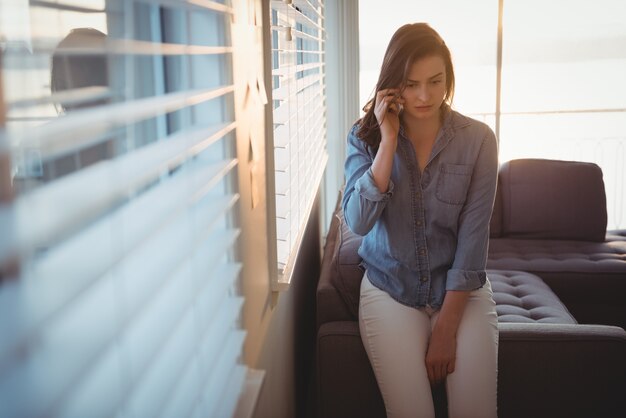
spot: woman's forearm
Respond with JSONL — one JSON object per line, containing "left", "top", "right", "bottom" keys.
{"left": 370, "top": 136, "right": 397, "bottom": 193}
{"left": 434, "top": 290, "right": 470, "bottom": 337}
{"left": 426, "top": 289, "right": 471, "bottom": 384}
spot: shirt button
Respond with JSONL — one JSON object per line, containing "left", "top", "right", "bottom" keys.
{"left": 421, "top": 276, "right": 428, "bottom": 283}
{"left": 418, "top": 248, "right": 426, "bottom": 256}
{"left": 416, "top": 220, "right": 423, "bottom": 226}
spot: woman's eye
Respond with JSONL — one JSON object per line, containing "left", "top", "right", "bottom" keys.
{"left": 431, "top": 80, "right": 442, "bottom": 85}
{"left": 406, "top": 83, "right": 417, "bottom": 88}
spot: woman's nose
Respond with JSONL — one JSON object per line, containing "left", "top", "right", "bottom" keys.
{"left": 417, "top": 86, "right": 430, "bottom": 102}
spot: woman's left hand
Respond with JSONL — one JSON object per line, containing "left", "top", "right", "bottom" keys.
{"left": 425, "top": 329, "right": 457, "bottom": 385}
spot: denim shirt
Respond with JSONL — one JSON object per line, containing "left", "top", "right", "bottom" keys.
{"left": 342, "top": 109, "right": 498, "bottom": 309}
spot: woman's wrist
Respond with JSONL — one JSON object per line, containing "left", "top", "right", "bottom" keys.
{"left": 434, "top": 290, "right": 471, "bottom": 337}
{"left": 371, "top": 135, "right": 396, "bottom": 193}
{"left": 379, "top": 133, "right": 398, "bottom": 147}
{"left": 432, "top": 320, "right": 459, "bottom": 338}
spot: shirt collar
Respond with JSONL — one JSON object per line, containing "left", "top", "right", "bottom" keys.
{"left": 398, "top": 106, "right": 474, "bottom": 169}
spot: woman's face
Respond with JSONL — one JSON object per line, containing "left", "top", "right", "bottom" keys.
{"left": 400, "top": 55, "right": 447, "bottom": 122}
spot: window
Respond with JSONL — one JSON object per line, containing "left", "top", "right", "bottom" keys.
{"left": 268, "top": 0, "right": 327, "bottom": 288}
{"left": 500, "top": 0, "right": 626, "bottom": 229}
{"left": 321, "top": 0, "right": 360, "bottom": 233}
{"left": 359, "top": 0, "right": 626, "bottom": 229}
{"left": 358, "top": 0, "right": 499, "bottom": 128}
{"left": 0, "top": 1, "right": 248, "bottom": 416}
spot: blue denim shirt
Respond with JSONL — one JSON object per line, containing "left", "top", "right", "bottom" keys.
{"left": 342, "top": 109, "right": 498, "bottom": 309}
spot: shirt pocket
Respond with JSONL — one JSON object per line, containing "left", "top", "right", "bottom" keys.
{"left": 435, "top": 163, "right": 473, "bottom": 205}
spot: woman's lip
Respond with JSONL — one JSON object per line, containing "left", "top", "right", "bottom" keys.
{"left": 414, "top": 105, "right": 432, "bottom": 111}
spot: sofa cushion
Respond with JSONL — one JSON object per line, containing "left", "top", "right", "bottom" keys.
{"left": 488, "top": 235, "right": 626, "bottom": 273}
{"left": 488, "top": 235, "right": 626, "bottom": 328}
{"left": 499, "top": 159, "right": 607, "bottom": 242}
{"left": 318, "top": 208, "right": 355, "bottom": 327}
{"left": 488, "top": 270, "right": 577, "bottom": 324}
{"left": 330, "top": 208, "right": 365, "bottom": 320}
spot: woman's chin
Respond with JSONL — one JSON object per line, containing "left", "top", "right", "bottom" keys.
{"left": 403, "top": 107, "right": 438, "bottom": 121}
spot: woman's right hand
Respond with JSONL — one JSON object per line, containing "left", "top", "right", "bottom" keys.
{"left": 374, "top": 88, "right": 404, "bottom": 141}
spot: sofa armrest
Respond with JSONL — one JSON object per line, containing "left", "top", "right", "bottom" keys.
{"left": 498, "top": 322, "right": 626, "bottom": 418}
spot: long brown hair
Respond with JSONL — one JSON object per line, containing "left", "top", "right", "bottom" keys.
{"left": 356, "top": 23, "right": 455, "bottom": 147}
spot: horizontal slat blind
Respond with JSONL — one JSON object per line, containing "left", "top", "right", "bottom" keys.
{"left": 269, "top": 0, "right": 327, "bottom": 278}
{"left": 0, "top": 1, "right": 247, "bottom": 417}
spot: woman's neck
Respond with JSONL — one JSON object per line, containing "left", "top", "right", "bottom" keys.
{"left": 402, "top": 111, "right": 442, "bottom": 143}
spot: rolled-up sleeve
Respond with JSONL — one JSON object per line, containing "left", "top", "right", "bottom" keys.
{"left": 446, "top": 127, "right": 499, "bottom": 291}
{"left": 342, "top": 125, "right": 394, "bottom": 236}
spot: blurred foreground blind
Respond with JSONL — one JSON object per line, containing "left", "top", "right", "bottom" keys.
{"left": 0, "top": 1, "right": 247, "bottom": 417}
{"left": 270, "top": 0, "right": 328, "bottom": 282}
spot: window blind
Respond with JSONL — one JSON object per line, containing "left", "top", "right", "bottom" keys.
{"left": 269, "top": 0, "right": 328, "bottom": 285}
{"left": 0, "top": 1, "right": 248, "bottom": 417}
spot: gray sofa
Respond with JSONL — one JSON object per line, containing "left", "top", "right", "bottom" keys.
{"left": 487, "top": 159, "right": 626, "bottom": 329}
{"left": 316, "top": 159, "right": 626, "bottom": 418}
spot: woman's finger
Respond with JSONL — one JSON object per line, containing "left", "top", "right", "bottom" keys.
{"left": 375, "top": 89, "right": 400, "bottom": 106}
{"left": 375, "top": 95, "right": 389, "bottom": 109}
{"left": 379, "top": 95, "right": 403, "bottom": 110}
{"left": 375, "top": 99, "right": 388, "bottom": 117}
{"left": 440, "top": 363, "right": 447, "bottom": 382}
{"left": 376, "top": 96, "right": 394, "bottom": 116}
{"left": 376, "top": 88, "right": 400, "bottom": 99}
{"left": 447, "top": 359, "right": 455, "bottom": 374}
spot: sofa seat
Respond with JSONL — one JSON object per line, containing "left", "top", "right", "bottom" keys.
{"left": 488, "top": 270, "right": 577, "bottom": 324}
{"left": 488, "top": 235, "right": 626, "bottom": 328}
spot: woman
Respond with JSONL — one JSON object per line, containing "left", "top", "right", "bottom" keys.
{"left": 343, "top": 23, "right": 499, "bottom": 418}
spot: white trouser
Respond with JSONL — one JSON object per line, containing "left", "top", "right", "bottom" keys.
{"left": 359, "top": 272, "right": 499, "bottom": 418}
